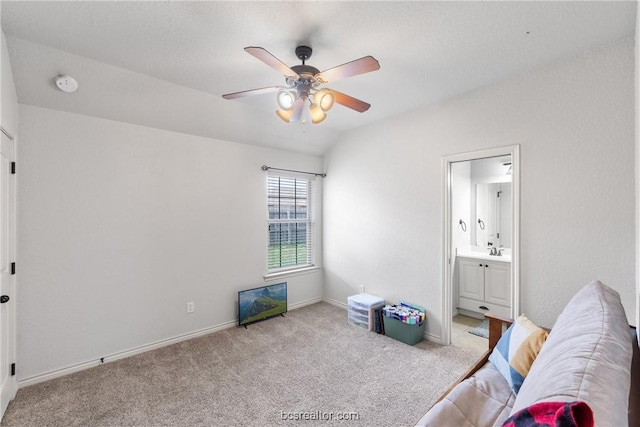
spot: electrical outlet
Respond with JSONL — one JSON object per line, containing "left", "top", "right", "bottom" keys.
{"left": 359, "top": 285, "right": 365, "bottom": 294}
{"left": 186, "top": 302, "right": 195, "bottom": 313}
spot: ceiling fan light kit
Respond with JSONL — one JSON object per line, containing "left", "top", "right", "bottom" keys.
{"left": 276, "top": 87, "right": 334, "bottom": 124}
{"left": 275, "top": 108, "right": 294, "bottom": 123}
{"left": 222, "top": 45, "right": 379, "bottom": 125}
{"left": 277, "top": 90, "right": 296, "bottom": 110}
{"left": 314, "top": 89, "right": 335, "bottom": 111}
{"left": 309, "top": 103, "right": 326, "bottom": 124}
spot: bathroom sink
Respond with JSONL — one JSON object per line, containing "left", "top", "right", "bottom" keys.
{"left": 456, "top": 248, "right": 511, "bottom": 263}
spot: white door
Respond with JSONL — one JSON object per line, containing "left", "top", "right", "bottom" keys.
{"left": 484, "top": 262, "right": 511, "bottom": 307}
{"left": 458, "top": 258, "right": 484, "bottom": 301}
{"left": 0, "top": 128, "right": 17, "bottom": 420}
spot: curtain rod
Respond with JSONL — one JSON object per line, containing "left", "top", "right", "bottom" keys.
{"left": 261, "top": 165, "right": 326, "bottom": 178}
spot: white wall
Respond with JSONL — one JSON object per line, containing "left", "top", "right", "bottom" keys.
{"left": 16, "top": 105, "right": 323, "bottom": 382}
{"left": 324, "top": 38, "right": 636, "bottom": 341}
{"left": 451, "top": 161, "right": 470, "bottom": 251}
{"left": 1, "top": 30, "right": 18, "bottom": 135}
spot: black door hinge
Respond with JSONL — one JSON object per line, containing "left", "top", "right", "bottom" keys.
{"left": 11, "top": 162, "right": 15, "bottom": 175}
{"left": 11, "top": 363, "right": 15, "bottom": 376}
{"left": 11, "top": 262, "right": 15, "bottom": 275}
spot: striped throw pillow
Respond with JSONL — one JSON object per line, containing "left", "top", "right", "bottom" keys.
{"left": 488, "top": 314, "right": 548, "bottom": 394}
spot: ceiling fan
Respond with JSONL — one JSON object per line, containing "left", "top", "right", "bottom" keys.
{"left": 222, "top": 45, "right": 380, "bottom": 124}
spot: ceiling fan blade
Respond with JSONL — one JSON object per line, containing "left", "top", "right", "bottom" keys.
{"left": 245, "top": 47, "right": 299, "bottom": 79}
{"left": 331, "top": 90, "right": 371, "bottom": 113}
{"left": 316, "top": 56, "right": 380, "bottom": 83}
{"left": 290, "top": 97, "right": 305, "bottom": 122}
{"left": 222, "top": 86, "right": 281, "bottom": 100}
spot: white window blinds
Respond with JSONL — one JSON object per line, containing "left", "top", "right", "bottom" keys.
{"left": 267, "top": 175, "right": 313, "bottom": 271}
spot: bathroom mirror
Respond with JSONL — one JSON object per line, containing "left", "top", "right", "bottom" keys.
{"left": 474, "top": 182, "right": 511, "bottom": 248}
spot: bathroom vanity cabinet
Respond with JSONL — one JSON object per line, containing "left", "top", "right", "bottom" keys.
{"left": 457, "top": 257, "right": 510, "bottom": 318}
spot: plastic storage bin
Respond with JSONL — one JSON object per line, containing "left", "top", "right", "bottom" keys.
{"left": 347, "top": 293, "right": 385, "bottom": 330}
{"left": 382, "top": 301, "right": 426, "bottom": 345}
{"left": 383, "top": 317, "right": 425, "bottom": 345}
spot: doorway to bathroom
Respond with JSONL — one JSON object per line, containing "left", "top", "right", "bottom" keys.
{"left": 441, "top": 145, "right": 520, "bottom": 347}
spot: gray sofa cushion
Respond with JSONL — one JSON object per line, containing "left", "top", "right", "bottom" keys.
{"left": 415, "top": 363, "right": 515, "bottom": 427}
{"left": 510, "top": 281, "right": 632, "bottom": 427}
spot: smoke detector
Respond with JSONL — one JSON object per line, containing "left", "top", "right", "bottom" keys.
{"left": 54, "top": 75, "right": 78, "bottom": 93}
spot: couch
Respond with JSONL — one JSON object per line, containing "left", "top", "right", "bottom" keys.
{"left": 416, "top": 280, "right": 640, "bottom": 426}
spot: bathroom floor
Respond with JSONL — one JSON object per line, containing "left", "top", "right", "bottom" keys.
{"left": 451, "top": 314, "right": 488, "bottom": 355}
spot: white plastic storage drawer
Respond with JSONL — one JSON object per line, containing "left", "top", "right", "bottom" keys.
{"left": 347, "top": 293, "right": 384, "bottom": 330}
{"left": 348, "top": 293, "right": 385, "bottom": 309}
{"left": 347, "top": 311, "right": 369, "bottom": 328}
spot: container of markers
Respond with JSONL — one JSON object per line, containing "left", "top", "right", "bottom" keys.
{"left": 382, "top": 301, "right": 426, "bottom": 345}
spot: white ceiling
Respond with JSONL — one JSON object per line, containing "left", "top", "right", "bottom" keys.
{"left": 1, "top": 1, "right": 636, "bottom": 156}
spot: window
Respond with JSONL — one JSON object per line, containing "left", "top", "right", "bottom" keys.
{"left": 267, "top": 175, "right": 313, "bottom": 272}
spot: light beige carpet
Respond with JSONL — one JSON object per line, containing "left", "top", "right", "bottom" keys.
{"left": 1, "top": 302, "right": 481, "bottom": 426}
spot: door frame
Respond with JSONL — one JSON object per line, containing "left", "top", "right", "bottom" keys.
{"left": 441, "top": 144, "right": 520, "bottom": 345}
{"left": 0, "top": 126, "right": 17, "bottom": 421}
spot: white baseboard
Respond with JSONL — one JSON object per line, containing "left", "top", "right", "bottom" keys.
{"left": 425, "top": 331, "right": 443, "bottom": 344}
{"left": 18, "top": 318, "right": 238, "bottom": 388}
{"left": 19, "top": 296, "right": 325, "bottom": 389}
{"left": 321, "top": 297, "right": 347, "bottom": 309}
{"left": 289, "top": 296, "right": 323, "bottom": 310}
